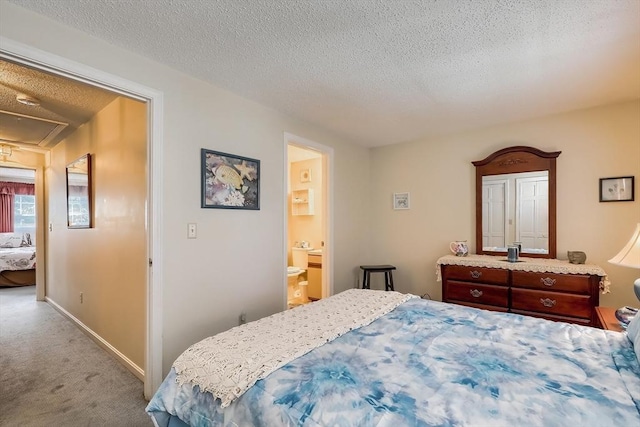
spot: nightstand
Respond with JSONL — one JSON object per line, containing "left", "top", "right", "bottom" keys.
{"left": 595, "top": 307, "right": 624, "bottom": 332}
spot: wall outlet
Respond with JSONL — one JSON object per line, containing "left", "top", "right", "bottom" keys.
{"left": 239, "top": 313, "right": 247, "bottom": 325}
{"left": 80, "top": 292, "right": 83, "bottom": 303}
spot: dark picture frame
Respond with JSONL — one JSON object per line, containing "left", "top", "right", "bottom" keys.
{"left": 599, "top": 176, "right": 634, "bottom": 202}
{"left": 66, "top": 153, "right": 92, "bottom": 228}
{"left": 201, "top": 149, "right": 260, "bottom": 210}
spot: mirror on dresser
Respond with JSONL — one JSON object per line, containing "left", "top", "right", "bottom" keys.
{"left": 472, "top": 146, "right": 561, "bottom": 258}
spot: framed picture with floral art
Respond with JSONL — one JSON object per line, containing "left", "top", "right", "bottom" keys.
{"left": 201, "top": 149, "right": 260, "bottom": 210}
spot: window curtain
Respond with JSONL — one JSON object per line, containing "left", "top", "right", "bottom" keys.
{"left": 0, "top": 182, "right": 35, "bottom": 233}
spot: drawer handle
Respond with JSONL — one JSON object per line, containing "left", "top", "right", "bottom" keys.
{"left": 540, "top": 277, "right": 556, "bottom": 287}
{"left": 470, "top": 289, "right": 483, "bottom": 298}
{"left": 470, "top": 271, "right": 482, "bottom": 279}
{"left": 540, "top": 298, "right": 556, "bottom": 308}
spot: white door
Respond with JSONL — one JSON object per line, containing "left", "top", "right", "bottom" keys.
{"left": 516, "top": 177, "right": 548, "bottom": 251}
{"left": 482, "top": 180, "right": 507, "bottom": 249}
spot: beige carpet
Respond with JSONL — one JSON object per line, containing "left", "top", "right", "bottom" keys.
{"left": 0, "top": 285, "right": 153, "bottom": 426}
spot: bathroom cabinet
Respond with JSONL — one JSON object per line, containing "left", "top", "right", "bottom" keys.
{"left": 291, "top": 189, "right": 314, "bottom": 215}
{"left": 308, "top": 253, "right": 322, "bottom": 299}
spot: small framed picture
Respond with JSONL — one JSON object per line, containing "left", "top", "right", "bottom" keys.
{"left": 599, "top": 176, "right": 634, "bottom": 202}
{"left": 300, "top": 168, "right": 311, "bottom": 183}
{"left": 393, "top": 192, "right": 410, "bottom": 210}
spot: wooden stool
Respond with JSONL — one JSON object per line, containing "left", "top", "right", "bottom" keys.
{"left": 360, "top": 265, "right": 396, "bottom": 291}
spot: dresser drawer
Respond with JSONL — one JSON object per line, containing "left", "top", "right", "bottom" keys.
{"left": 511, "top": 271, "right": 592, "bottom": 293}
{"left": 445, "top": 281, "right": 509, "bottom": 307}
{"left": 443, "top": 265, "right": 509, "bottom": 285}
{"left": 511, "top": 288, "right": 591, "bottom": 318}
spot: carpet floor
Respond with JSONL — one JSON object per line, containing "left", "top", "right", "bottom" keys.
{"left": 0, "top": 286, "right": 153, "bottom": 426}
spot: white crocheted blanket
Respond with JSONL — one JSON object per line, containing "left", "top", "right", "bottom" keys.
{"left": 173, "top": 289, "right": 417, "bottom": 408}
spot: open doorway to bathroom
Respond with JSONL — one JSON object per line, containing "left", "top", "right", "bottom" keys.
{"left": 285, "top": 133, "right": 333, "bottom": 309}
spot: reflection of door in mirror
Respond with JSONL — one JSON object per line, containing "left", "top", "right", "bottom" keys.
{"left": 482, "top": 171, "right": 548, "bottom": 253}
{"left": 473, "top": 146, "right": 561, "bottom": 259}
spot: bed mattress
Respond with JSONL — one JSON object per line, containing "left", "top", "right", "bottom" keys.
{"left": 147, "top": 294, "right": 640, "bottom": 427}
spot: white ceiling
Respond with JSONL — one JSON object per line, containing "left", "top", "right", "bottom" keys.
{"left": 9, "top": 0, "right": 640, "bottom": 147}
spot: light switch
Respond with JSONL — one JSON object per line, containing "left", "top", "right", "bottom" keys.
{"left": 187, "top": 223, "right": 197, "bottom": 239}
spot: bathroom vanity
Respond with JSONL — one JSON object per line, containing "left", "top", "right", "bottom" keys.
{"left": 438, "top": 255, "right": 608, "bottom": 327}
{"left": 307, "top": 250, "right": 322, "bottom": 300}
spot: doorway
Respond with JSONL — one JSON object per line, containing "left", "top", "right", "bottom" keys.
{"left": 0, "top": 167, "right": 37, "bottom": 288}
{"left": 1, "top": 39, "right": 164, "bottom": 398}
{"left": 284, "top": 133, "right": 333, "bottom": 309}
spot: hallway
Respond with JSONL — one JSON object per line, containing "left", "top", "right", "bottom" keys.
{"left": 0, "top": 286, "right": 151, "bottom": 426}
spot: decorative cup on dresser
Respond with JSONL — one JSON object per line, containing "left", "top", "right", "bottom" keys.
{"left": 450, "top": 241, "right": 469, "bottom": 257}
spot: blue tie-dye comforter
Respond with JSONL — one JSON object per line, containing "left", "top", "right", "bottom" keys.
{"left": 147, "top": 298, "right": 640, "bottom": 427}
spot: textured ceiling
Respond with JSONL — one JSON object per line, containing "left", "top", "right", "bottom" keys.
{"left": 8, "top": 0, "right": 640, "bottom": 147}
{"left": 0, "top": 59, "right": 118, "bottom": 149}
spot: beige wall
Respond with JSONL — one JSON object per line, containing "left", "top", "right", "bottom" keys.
{"left": 370, "top": 100, "right": 640, "bottom": 309}
{"left": 288, "top": 157, "right": 323, "bottom": 260}
{"left": 1, "top": 3, "right": 372, "bottom": 376}
{"left": 46, "top": 97, "right": 148, "bottom": 369}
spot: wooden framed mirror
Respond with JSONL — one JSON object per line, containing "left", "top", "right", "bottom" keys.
{"left": 66, "top": 153, "right": 92, "bottom": 229}
{"left": 473, "top": 146, "right": 561, "bottom": 259}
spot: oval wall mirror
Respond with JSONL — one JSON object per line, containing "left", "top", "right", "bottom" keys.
{"left": 472, "top": 146, "right": 561, "bottom": 258}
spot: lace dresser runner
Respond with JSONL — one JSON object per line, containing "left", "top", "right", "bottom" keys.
{"left": 436, "top": 254, "right": 610, "bottom": 293}
{"left": 173, "top": 289, "right": 418, "bottom": 407}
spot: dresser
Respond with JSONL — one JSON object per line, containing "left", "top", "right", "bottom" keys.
{"left": 438, "top": 255, "right": 609, "bottom": 327}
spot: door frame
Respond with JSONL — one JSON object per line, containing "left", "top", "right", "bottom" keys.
{"left": 0, "top": 36, "right": 165, "bottom": 398}
{"left": 284, "top": 132, "right": 334, "bottom": 306}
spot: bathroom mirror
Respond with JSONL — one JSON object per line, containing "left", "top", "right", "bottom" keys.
{"left": 473, "top": 146, "right": 561, "bottom": 258}
{"left": 66, "top": 153, "right": 92, "bottom": 228}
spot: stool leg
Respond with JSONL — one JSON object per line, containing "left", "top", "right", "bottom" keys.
{"left": 387, "top": 271, "right": 394, "bottom": 291}
{"left": 361, "top": 271, "right": 368, "bottom": 289}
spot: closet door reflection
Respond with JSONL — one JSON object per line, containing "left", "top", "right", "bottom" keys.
{"left": 482, "top": 171, "right": 548, "bottom": 254}
{"left": 515, "top": 174, "right": 548, "bottom": 252}
{"left": 482, "top": 179, "right": 507, "bottom": 249}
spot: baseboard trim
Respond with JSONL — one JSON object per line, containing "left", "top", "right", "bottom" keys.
{"left": 45, "top": 297, "right": 145, "bottom": 381}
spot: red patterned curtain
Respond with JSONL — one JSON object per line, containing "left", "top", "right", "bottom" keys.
{"left": 0, "top": 182, "right": 35, "bottom": 233}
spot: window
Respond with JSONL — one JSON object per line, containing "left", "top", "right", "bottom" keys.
{"left": 14, "top": 194, "right": 35, "bottom": 236}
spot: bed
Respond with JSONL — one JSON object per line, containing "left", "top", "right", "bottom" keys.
{"left": 0, "top": 233, "right": 36, "bottom": 287}
{"left": 146, "top": 289, "right": 640, "bottom": 426}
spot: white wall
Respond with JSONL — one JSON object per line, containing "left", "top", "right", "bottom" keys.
{"left": 0, "top": 3, "right": 372, "bottom": 376}
{"left": 370, "top": 100, "right": 640, "bottom": 309}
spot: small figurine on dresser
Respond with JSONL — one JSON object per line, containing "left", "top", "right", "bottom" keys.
{"left": 567, "top": 251, "right": 587, "bottom": 264}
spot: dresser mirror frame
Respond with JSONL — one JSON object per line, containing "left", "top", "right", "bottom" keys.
{"left": 473, "top": 146, "right": 561, "bottom": 259}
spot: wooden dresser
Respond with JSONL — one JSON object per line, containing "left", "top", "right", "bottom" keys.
{"left": 438, "top": 255, "right": 608, "bottom": 327}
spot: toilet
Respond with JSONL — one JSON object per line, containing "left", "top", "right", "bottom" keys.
{"left": 288, "top": 247, "right": 311, "bottom": 306}
{"left": 291, "top": 247, "right": 310, "bottom": 270}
